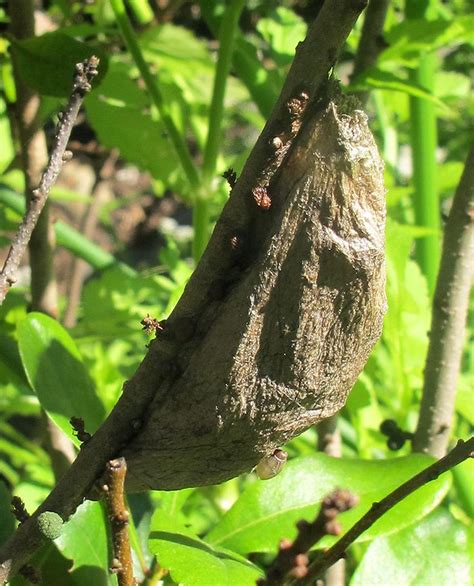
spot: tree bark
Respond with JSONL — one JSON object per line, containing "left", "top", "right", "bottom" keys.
{"left": 124, "top": 91, "right": 386, "bottom": 490}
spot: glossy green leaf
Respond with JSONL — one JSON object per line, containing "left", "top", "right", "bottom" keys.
{"left": 351, "top": 509, "right": 474, "bottom": 586}
{"left": 149, "top": 510, "right": 262, "bottom": 586}
{"left": 351, "top": 69, "right": 449, "bottom": 111}
{"left": 453, "top": 458, "right": 474, "bottom": 518}
{"left": 85, "top": 58, "right": 184, "bottom": 192}
{"left": 55, "top": 501, "right": 113, "bottom": 585}
{"left": 206, "top": 453, "right": 450, "bottom": 554}
{"left": 17, "top": 313, "right": 105, "bottom": 443}
{"left": 256, "top": 7, "right": 307, "bottom": 67}
{"left": 10, "top": 32, "right": 108, "bottom": 97}
{"left": 0, "top": 98, "right": 14, "bottom": 173}
{"left": 80, "top": 266, "right": 172, "bottom": 336}
{"left": 381, "top": 16, "right": 474, "bottom": 65}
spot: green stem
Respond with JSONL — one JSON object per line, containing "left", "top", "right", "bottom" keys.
{"left": 126, "top": 0, "right": 154, "bottom": 25}
{"left": 193, "top": 0, "right": 244, "bottom": 263}
{"left": 202, "top": 0, "right": 245, "bottom": 184}
{"left": 192, "top": 196, "right": 211, "bottom": 264}
{"left": 109, "top": 0, "right": 200, "bottom": 195}
{"left": 0, "top": 187, "right": 135, "bottom": 275}
{"left": 406, "top": 1, "right": 440, "bottom": 295}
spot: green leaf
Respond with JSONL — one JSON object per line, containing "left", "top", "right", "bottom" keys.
{"left": 85, "top": 58, "right": 184, "bottom": 192}
{"left": 0, "top": 97, "right": 14, "bottom": 173}
{"left": 350, "top": 69, "right": 449, "bottom": 111}
{"left": 351, "top": 509, "right": 474, "bottom": 586}
{"left": 11, "top": 32, "right": 108, "bottom": 97}
{"left": 206, "top": 453, "right": 450, "bottom": 554}
{"left": 381, "top": 16, "right": 474, "bottom": 65}
{"left": 55, "top": 501, "right": 113, "bottom": 585}
{"left": 452, "top": 458, "right": 474, "bottom": 519}
{"left": 17, "top": 313, "right": 106, "bottom": 444}
{"left": 149, "top": 510, "right": 262, "bottom": 586}
{"left": 256, "top": 7, "right": 307, "bottom": 67}
{"left": 80, "top": 266, "right": 172, "bottom": 336}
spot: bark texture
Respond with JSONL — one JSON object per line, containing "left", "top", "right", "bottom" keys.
{"left": 125, "top": 92, "right": 386, "bottom": 490}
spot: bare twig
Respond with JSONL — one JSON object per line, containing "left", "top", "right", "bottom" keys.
{"left": 11, "top": 497, "right": 30, "bottom": 525}
{"left": 8, "top": 0, "right": 58, "bottom": 316}
{"left": 412, "top": 146, "right": 474, "bottom": 457}
{"left": 316, "top": 416, "right": 345, "bottom": 586}
{"left": 0, "top": 56, "right": 99, "bottom": 305}
{"left": 301, "top": 437, "right": 474, "bottom": 582}
{"left": 102, "top": 458, "right": 136, "bottom": 586}
{"left": 259, "top": 490, "right": 358, "bottom": 586}
{"left": 351, "top": 0, "right": 390, "bottom": 105}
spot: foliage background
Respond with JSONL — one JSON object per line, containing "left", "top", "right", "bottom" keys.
{"left": 0, "top": 1, "right": 472, "bottom": 584}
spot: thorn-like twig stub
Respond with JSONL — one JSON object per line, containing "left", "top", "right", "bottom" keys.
{"left": 140, "top": 314, "right": 163, "bottom": 335}
{"left": 260, "top": 488, "right": 358, "bottom": 585}
{"left": 380, "top": 419, "right": 413, "bottom": 451}
{"left": 11, "top": 497, "right": 30, "bottom": 524}
{"left": 223, "top": 168, "right": 237, "bottom": 188}
{"left": 70, "top": 416, "right": 92, "bottom": 445}
{"left": 19, "top": 564, "right": 40, "bottom": 584}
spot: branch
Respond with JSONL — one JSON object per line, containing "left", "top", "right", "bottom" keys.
{"left": 258, "top": 490, "right": 358, "bottom": 585}
{"left": 316, "top": 416, "right": 346, "bottom": 586}
{"left": 9, "top": 0, "right": 58, "bottom": 316}
{"left": 0, "top": 2, "right": 369, "bottom": 582}
{"left": 351, "top": 0, "right": 390, "bottom": 106}
{"left": 413, "top": 146, "right": 474, "bottom": 457}
{"left": 301, "top": 437, "right": 474, "bottom": 582}
{"left": 102, "top": 459, "right": 136, "bottom": 586}
{"left": 0, "top": 56, "right": 99, "bottom": 305}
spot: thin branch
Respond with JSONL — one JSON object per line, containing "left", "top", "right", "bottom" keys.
{"left": 258, "top": 490, "right": 358, "bottom": 586}
{"left": 351, "top": 0, "right": 390, "bottom": 106}
{"left": 412, "top": 146, "right": 474, "bottom": 457}
{"left": 316, "top": 416, "right": 345, "bottom": 586}
{"left": 0, "top": 56, "right": 99, "bottom": 305}
{"left": 102, "top": 458, "right": 136, "bottom": 586}
{"left": 301, "top": 437, "right": 474, "bottom": 583}
{"left": 9, "top": 0, "right": 58, "bottom": 316}
{"left": 0, "top": 3, "right": 368, "bottom": 582}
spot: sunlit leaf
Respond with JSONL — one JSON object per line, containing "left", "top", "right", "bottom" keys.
{"left": 351, "top": 509, "right": 474, "bottom": 586}
{"left": 206, "top": 453, "right": 450, "bottom": 554}
{"left": 17, "top": 313, "right": 106, "bottom": 444}
{"left": 11, "top": 32, "right": 108, "bottom": 97}
{"left": 149, "top": 510, "right": 262, "bottom": 586}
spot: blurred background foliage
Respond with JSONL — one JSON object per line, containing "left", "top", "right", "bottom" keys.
{"left": 0, "top": 0, "right": 472, "bottom": 584}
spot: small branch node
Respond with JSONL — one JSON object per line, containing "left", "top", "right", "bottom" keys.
{"left": 19, "top": 564, "right": 40, "bottom": 584}
{"left": 70, "top": 416, "right": 92, "bottom": 445}
{"left": 223, "top": 168, "right": 237, "bottom": 188}
{"left": 11, "top": 497, "right": 30, "bottom": 524}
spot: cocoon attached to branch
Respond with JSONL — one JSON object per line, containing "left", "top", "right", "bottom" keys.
{"left": 124, "top": 89, "right": 386, "bottom": 491}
